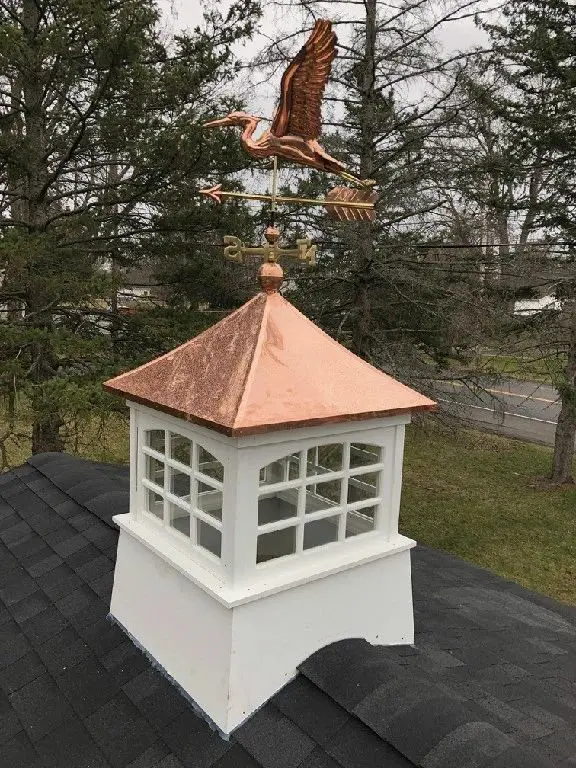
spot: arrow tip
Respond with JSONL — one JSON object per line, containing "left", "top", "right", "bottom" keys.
{"left": 200, "top": 184, "right": 223, "bottom": 203}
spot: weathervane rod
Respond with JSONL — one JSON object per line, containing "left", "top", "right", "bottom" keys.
{"left": 270, "top": 156, "right": 279, "bottom": 225}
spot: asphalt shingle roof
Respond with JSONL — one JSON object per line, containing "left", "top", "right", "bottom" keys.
{"left": 0, "top": 452, "right": 574, "bottom": 767}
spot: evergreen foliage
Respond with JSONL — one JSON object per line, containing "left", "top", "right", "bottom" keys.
{"left": 0, "top": 0, "right": 260, "bottom": 455}
{"left": 0, "top": 0, "right": 575, "bottom": 485}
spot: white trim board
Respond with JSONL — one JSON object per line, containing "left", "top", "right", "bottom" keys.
{"left": 114, "top": 513, "right": 415, "bottom": 609}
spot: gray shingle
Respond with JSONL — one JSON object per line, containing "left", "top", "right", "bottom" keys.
{"left": 0, "top": 454, "right": 576, "bottom": 768}
{"left": 235, "top": 705, "right": 316, "bottom": 768}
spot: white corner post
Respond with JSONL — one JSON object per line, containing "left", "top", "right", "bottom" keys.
{"left": 110, "top": 403, "right": 415, "bottom": 735}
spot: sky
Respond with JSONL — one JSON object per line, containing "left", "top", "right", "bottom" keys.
{"left": 161, "top": 0, "right": 490, "bottom": 46}
{"left": 159, "top": 0, "right": 495, "bottom": 117}
{"left": 157, "top": 0, "right": 497, "bottom": 204}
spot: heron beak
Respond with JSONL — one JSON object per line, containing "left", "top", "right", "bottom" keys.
{"left": 203, "top": 116, "right": 235, "bottom": 128}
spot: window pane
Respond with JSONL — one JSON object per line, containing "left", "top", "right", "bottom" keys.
{"left": 259, "top": 455, "right": 299, "bottom": 486}
{"left": 287, "top": 454, "right": 300, "bottom": 480}
{"left": 170, "top": 467, "right": 190, "bottom": 499}
{"left": 197, "top": 520, "right": 221, "bottom": 558}
{"left": 198, "top": 446, "right": 224, "bottom": 483}
{"left": 169, "top": 502, "right": 190, "bottom": 537}
{"left": 197, "top": 481, "right": 222, "bottom": 521}
{"left": 346, "top": 506, "right": 376, "bottom": 537}
{"left": 146, "top": 430, "right": 165, "bottom": 453}
{"left": 146, "top": 488, "right": 163, "bottom": 520}
{"left": 350, "top": 443, "right": 381, "bottom": 468}
{"left": 348, "top": 472, "right": 379, "bottom": 503}
{"left": 146, "top": 455, "right": 164, "bottom": 487}
{"left": 257, "top": 527, "right": 296, "bottom": 564}
{"left": 305, "top": 478, "right": 341, "bottom": 513}
{"left": 260, "top": 460, "right": 282, "bottom": 486}
{"left": 303, "top": 516, "right": 339, "bottom": 550}
{"left": 170, "top": 433, "right": 191, "bottom": 465}
{"left": 307, "top": 444, "right": 343, "bottom": 476}
{"left": 258, "top": 489, "right": 298, "bottom": 526}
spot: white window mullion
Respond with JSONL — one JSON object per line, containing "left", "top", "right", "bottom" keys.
{"left": 194, "top": 470, "right": 224, "bottom": 491}
{"left": 258, "top": 478, "right": 301, "bottom": 495}
{"left": 304, "top": 469, "right": 347, "bottom": 486}
{"left": 295, "top": 459, "right": 306, "bottom": 553}
{"left": 257, "top": 516, "right": 299, "bottom": 535}
{"left": 190, "top": 442, "right": 199, "bottom": 546}
{"left": 165, "top": 456, "right": 194, "bottom": 478}
{"left": 142, "top": 445, "right": 165, "bottom": 462}
{"left": 303, "top": 506, "right": 344, "bottom": 524}
{"left": 162, "top": 432, "right": 169, "bottom": 527}
{"left": 142, "top": 477, "right": 163, "bottom": 494}
{"left": 346, "top": 497, "right": 382, "bottom": 513}
{"left": 338, "top": 442, "right": 351, "bottom": 541}
{"left": 347, "top": 462, "right": 385, "bottom": 477}
{"left": 193, "top": 507, "right": 223, "bottom": 531}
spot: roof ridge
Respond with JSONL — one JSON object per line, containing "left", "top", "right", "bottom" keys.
{"left": 26, "top": 453, "right": 129, "bottom": 529}
{"left": 278, "top": 296, "right": 433, "bottom": 400}
{"left": 104, "top": 293, "right": 264, "bottom": 385}
{"left": 298, "top": 639, "right": 557, "bottom": 768}
{"left": 233, "top": 291, "right": 273, "bottom": 430}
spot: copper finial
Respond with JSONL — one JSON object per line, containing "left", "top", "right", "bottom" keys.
{"left": 258, "top": 262, "right": 284, "bottom": 293}
{"left": 264, "top": 226, "right": 280, "bottom": 246}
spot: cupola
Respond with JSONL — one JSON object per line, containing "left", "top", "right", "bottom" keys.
{"left": 104, "top": 263, "right": 435, "bottom": 735}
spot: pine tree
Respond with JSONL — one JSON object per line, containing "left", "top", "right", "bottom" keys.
{"left": 482, "top": 0, "right": 576, "bottom": 483}
{"left": 0, "top": 0, "right": 260, "bottom": 458}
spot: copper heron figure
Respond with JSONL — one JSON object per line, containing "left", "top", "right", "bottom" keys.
{"left": 204, "top": 20, "right": 374, "bottom": 189}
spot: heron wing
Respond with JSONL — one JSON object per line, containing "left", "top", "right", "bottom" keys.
{"left": 270, "top": 19, "right": 336, "bottom": 141}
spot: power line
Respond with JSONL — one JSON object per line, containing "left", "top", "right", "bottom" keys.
{"left": 408, "top": 241, "right": 576, "bottom": 250}
{"left": 209, "top": 240, "right": 576, "bottom": 251}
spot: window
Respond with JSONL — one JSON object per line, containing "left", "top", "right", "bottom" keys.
{"left": 256, "top": 441, "right": 383, "bottom": 564}
{"left": 141, "top": 428, "right": 224, "bottom": 561}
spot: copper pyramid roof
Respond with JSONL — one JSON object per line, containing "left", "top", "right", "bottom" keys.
{"left": 104, "top": 292, "right": 436, "bottom": 436}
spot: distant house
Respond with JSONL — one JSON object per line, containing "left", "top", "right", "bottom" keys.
{"left": 116, "top": 266, "right": 167, "bottom": 311}
{"left": 514, "top": 295, "right": 562, "bottom": 315}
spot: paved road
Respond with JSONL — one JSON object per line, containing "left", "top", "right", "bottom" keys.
{"left": 439, "top": 378, "right": 561, "bottom": 445}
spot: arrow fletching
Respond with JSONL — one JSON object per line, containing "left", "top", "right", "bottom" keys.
{"left": 324, "top": 187, "right": 378, "bottom": 222}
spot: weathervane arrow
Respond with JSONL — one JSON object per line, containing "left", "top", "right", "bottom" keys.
{"left": 200, "top": 184, "right": 377, "bottom": 222}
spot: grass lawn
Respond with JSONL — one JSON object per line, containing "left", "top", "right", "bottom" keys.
{"left": 401, "top": 422, "right": 576, "bottom": 605}
{"left": 1, "top": 410, "right": 130, "bottom": 469}
{"left": 470, "top": 353, "right": 565, "bottom": 385}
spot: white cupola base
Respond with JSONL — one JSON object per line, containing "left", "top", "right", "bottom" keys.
{"left": 110, "top": 521, "right": 414, "bottom": 735}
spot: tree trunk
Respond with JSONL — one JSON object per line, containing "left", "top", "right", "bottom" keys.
{"left": 107, "top": 162, "right": 122, "bottom": 354}
{"left": 21, "top": 0, "right": 63, "bottom": 454}
{"left": 351, "top": 0, "right": 377, "bottom": 360}
{"left": 551, "top": 295, "right": 576, "bottom": 484}
{"left": 32, "top": 414, "right": 65, "bottom": 454}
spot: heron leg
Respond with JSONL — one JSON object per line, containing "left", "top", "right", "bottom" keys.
{"left": 338, "top": 171, "right": 376, "bottom": 189}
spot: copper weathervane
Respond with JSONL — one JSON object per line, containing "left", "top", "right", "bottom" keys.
{"left": 201, "top": 19, "right": 378, "bottom": 279}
